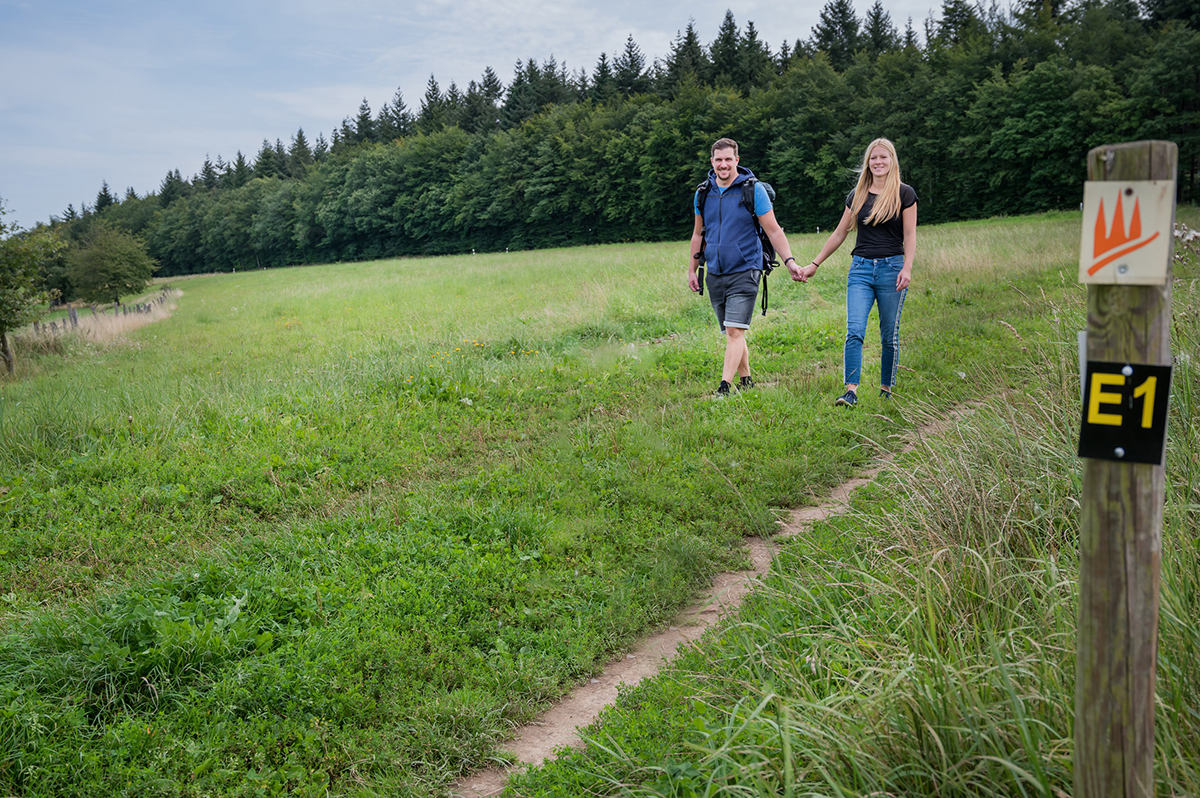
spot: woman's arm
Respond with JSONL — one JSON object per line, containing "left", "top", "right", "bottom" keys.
{"left": 796, "top": 206, "right": 854, "bottom": 282}
{"left": 897, "top": 202, "right": 917, "bottom": 291}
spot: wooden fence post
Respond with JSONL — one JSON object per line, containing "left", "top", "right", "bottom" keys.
{"left": 1076, "top": 140, "right": 1177, "bottom": 797}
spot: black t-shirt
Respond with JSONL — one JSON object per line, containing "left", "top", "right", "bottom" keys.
{"left": 846, "top": 183, "right": 918, "bottom": 258}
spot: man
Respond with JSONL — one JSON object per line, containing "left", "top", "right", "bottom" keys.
{"left": 688, "top": 138, "right": 798, "bottom": 396}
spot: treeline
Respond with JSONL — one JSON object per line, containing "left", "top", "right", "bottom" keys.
{"left": 39, "top": 0, "right": 1200, "bottom": 289}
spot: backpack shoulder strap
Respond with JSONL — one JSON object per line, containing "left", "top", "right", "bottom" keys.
{"left": 740, "top": 177, "right": 758, "bottom": 216}
{"left": 695, "top": 180, "right": 710, "bottom": 216}
{"left": 741, "top": 177, "right": 780, "bottom": 316}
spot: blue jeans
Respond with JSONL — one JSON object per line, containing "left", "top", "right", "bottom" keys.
{"left": 844, "top": 255, "right": 907, "bottom": 388}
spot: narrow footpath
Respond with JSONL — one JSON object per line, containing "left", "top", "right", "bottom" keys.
{"left": 453, "top": 409, "right": 965, "bottom": 797}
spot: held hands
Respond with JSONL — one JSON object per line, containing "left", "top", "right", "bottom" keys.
{"left": 791, "top": 262, "right": 818, "bottom": 283}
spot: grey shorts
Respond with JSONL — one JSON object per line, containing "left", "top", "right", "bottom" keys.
{"left": 706, "top": 268, "right": 760, "bottom": 331}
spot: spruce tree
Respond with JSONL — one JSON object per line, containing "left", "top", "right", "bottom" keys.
{"left": 376, "top": 89, "right": 415, "bottom": 140}
{"left": 864, "top": 0, "right": 901, "bottom": 58}
{"left": 289, "top": 128, "right": 313, "bottom": 176}
{"left": 94, "top": 181, "right": 116, "bottom": 213}
{"left": 570, "top": 67, "right": 590, "bottom": 99}
{"left": 336, "top": 118, "right": 355, "bottom": 149}
{"left": 254, "top": 142, "right": 277, "bottom": 181}
{"left": 312, "top": 134, "right": 329, "bottom": 161}
{"left": 231, "top": 152, "right": 251, "bottom": 187}
{"left": 710, "top": 11, "right": 742, "bottom": 87}
{"left": 479, "top": 66, "right": 504, "bottom": 104}
{"left": 740, "top": 21, "right": 774, "bottom": 90}
{"left": 539, "top": 56, "right": 574, "bottom": 106}
{"left": 614, "top": 35, "right": 650, "bottom": 95}
{"left": 934, "top": 0, "right": 982, "bottom": 47}
{"left": 777, "top": 40, "right": 793, "bottom": 73}
{"left": 354, "top": 98, "right": 374, "bottom": 143}
{"left": 418, "top": 75, "right": 446, "bottom": 133}
{"left": 812, "top": 0, "right": 861, "bottom": 70}
{"left": 159, "top": 170, "right": 187, "bottom": 207}
{"left": 503, "top": 59, "right": 554, "bottom": 124}
{"left": 272, "top": 139, "right": 289, "bottom": 178}
{"left": 664, "top": 19, "right": 711, "bottom": 92}
{"left": 461, "top": 80, "right": 499, "bottom": 133}
{"left": 591, "top": 53, "right": 617, "bottom": 102}
{"left": 199, "top": 157, "right": 219, "bottom": 189}
{"left": 444, "top": 81, "right": 465, "bottom": 128}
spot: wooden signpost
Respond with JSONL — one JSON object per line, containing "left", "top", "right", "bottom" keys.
{"left": 1075, "top": 140, "right": 1177, "bottom": 798}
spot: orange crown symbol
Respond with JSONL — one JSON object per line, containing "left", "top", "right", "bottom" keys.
{"left": 1089, "top": 193, "right": 1158, "bottom": 275}
{"left": 1094, "top": 194, "right": 1141, "bottom": 257}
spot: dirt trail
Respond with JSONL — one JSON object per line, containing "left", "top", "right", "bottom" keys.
{"left": 452, "top": 410, "right": 964, "bottom": 797}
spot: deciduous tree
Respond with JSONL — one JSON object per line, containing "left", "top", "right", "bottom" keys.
{"left": 0, "top": 200, "right": 63, "bottom": 373}
{"left": 68, "top": 223, "right": 158, "bottom": 305}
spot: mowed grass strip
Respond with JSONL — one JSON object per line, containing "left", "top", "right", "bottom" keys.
{"left": 0, "top": 209, "right": 1193, "bottom": 796}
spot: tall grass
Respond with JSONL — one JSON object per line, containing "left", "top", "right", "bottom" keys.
{"left": 513, "top": 213, "right": 1200, "bottom": 797}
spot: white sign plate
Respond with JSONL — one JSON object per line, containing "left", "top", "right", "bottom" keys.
{"left": 1078, "top": 180, "right": 1175, "bottom": 285}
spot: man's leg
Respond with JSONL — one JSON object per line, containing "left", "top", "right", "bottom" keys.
{"left": 722, "top": 326, "right": 748, "bottom": 384}
{"left": 719, "top": 270, "right": 757, "bottom": 385}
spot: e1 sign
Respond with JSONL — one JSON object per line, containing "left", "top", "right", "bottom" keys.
{"left": 1078, "top": 360, "right": 1172, "bottom": 464}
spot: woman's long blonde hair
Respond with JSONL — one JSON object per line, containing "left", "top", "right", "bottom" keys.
{"left": 848, "top": 138, "right": 903, "bottom": 229}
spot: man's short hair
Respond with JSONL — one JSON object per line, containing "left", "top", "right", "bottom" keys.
{"left": 711, "top": 138, "right": 739, "bottom": 157}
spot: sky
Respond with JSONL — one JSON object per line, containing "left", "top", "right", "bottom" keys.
{"left": 0, "top": 0, "right": 939, "bottom": 231}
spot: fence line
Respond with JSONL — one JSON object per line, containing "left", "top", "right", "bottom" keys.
{"left": 31, "top": 287, "right": 176, "bottom": 337}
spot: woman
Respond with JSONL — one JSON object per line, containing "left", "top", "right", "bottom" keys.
{"left": 792, "top": 138, "right": 917, "bottom": 407}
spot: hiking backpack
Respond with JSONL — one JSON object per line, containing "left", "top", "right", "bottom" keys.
{"left": 694, "top": 177, "right": 779, "bottom": 316}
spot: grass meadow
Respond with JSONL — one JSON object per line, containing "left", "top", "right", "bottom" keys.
{"left": 1, "top": 208, "right": 1197, "bottom": 796}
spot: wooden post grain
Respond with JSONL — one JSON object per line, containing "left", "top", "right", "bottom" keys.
{"left": 1076, "top": 141, "right": 1177, "bottom": 798}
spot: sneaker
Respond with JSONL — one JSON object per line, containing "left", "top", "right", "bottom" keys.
{"left": 715, "top": 380, "right": 732, "bottom": 397}
{"left": 835, "top": 390, "right": 857, "bottom": 407}
{"left": 739, "top": 376, "right": 755, "bottom": 390}
{"left": 879, "top": 389, "right": 892, "bottom": 400}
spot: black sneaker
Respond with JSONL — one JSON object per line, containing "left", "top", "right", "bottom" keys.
{"left": 739, "top": 376, "right": 755, "bottom": 390}
{"left": 879, "top": 389, "right": 892, "bottom": 400}
{"left": 835, "top": 390, "right": 857, "bottom": 407}
{"left": 715, "top": 380, "right": 732, "bottom": 397}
